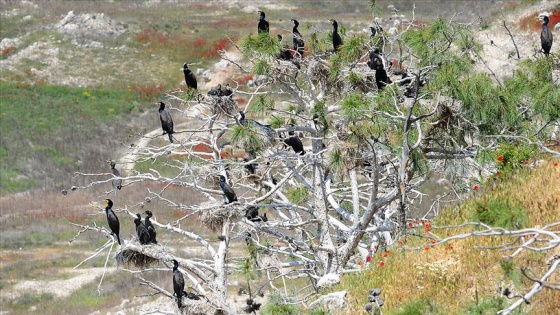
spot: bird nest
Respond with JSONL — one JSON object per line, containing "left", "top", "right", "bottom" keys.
{"left": 181, "top": 292, "right": 224, "bottom": 315}
{"left": 116, "top": 247, "right": 158, "bottom": 269}
{"left": 200, "top": 204, "right": 243, "bottom": 232}
{"left": 209, "top": 96, "right": 238, "bottom": 118}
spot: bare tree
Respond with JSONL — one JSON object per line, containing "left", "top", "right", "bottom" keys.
{"left": 69, "top": 7, "right": 559, "bottom": 314}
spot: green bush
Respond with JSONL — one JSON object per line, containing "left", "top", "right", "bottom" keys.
{"left": 388, "top": 298, "right": 442, "bottom": 315}
{"left": 473, "top": 197, "right": 528, "bottom": 229}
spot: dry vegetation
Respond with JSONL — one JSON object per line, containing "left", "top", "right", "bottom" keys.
{"left": 338, "top": 160, "right": 560, "bottom": 314}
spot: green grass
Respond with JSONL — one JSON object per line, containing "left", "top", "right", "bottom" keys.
{"left": 0, "top": 82, "right": 154, "bottom": 194}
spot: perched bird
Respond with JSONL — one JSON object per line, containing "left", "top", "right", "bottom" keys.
{"left": 258, "top": 10, "right": 269, "bottom": 34}
{"left": 145, "top": 210, "right": 157, "bottom": 244}
{"left": 291, "top": 19, "right": 305, "bottom": 58}
{"left": 134, "top": 213, "right": 151, "bottom": 245}
{"left": 207, "top": 84, "right": 233, "bottom": 97}
{"left": 277, "top": 34, "right": 294, "bottom": 61}
{"left": 245, "top": 206, "right": 259, "bottom": 221}
{"left": 368, "top": 49, "right": 392, "bottom": 90}
{"left": 540, "top": 15, "right": 553, "bottom": 57}
{"left": 219, "top": 175, "right": 238, "bottom": 204}
{"left": 238, "top": 111, "right": 275, "bottom": 146}
{"left": 283, "top": 129, "right": 305, "bottom": 155}
{"left": 104, "top": 199, "right": 121, "bottom": 245}
{"left": 109, "top": 160, "right": 122, "bottom": 196}
{"left": 243, "top": 152, "right": 258, "bottom": 175}
{"left": 181, "top": 62, "right": 197, "bottom": 90}
{"left": 172, "top": 259, "right": 185, "bottom": 309}
{"left": 369, "top": 26, "right": 377, "bottom": 39}
{"left": 329, "top": 19, "right": 343, "bottom": 52}
{"left": 158, "top": 102, "right": 174, "bottom": 143}
{"left": 183, "top": 291, "right": 201, "bottom": 300}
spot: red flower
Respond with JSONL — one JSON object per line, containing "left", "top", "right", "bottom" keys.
{"left": 496, "top": 172, "right": 501, "bottom": 177}
{"left": 379, "top": 261, "right": 385, "bottom": 267}
{"left": 554, "top": 162, "right": 558, "bottom": 167}
{"left": 497, "top": 156, "right": 504, "bottom": 162}
{"left": 398, "top": 241, "right": 403, "bottom": 246}
{"left": 524, "top": 160, "right": 529, "bottom": 164}
{"left": 383, "top": 252, "right": 389, "bottom": 257}
{"left": 424, "top": 246, "right": 430, "bottom": 251}
{"left": 408, "top": 222, "right": 413, "bottom": 227}
{"left": 473, "top": 185, "right": 479, "bottom": 191}
{"left": 358, "top": 261, "right": 364, "bottom": 266}
{"left": 366, "top": 256, "right": 371, "bottom": 262}
{"left": 431, "top": 240, "right": 436, "bottom": 244}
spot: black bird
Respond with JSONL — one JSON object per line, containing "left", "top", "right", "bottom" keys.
{"left": 109, "top": 160, "right": 122, "bottom": 196}
{"left": 369, "top": 26, "right": 377, "bottom": 39}
{"left": 277, "top": 34, "right": 294, "bottom": 61}
{"left": 245, "top": 206, "right": 259, "bottom": 221}
{"left": 207, "top": 84, "right": 233, "bottom": 97}
{"left": 181, "top": 62, "right": 197, "bottom": 90}
{"left": 172, "top": 259, "right": 185, "bottom": 309}
{"left": 104, "top": 199, "right": 121, "bottom": 245}
{"left": 183, "top": 291, "right": 201, "bottom": 300}
{"left": 540, "top": 15, "right": 553, "bottom": 57}
{"left": 219, "top": 175, "right": 238, "bottom": 204}
{"left": 158, "top": 102, "right": 174, "bottom": 143}
{"left": 283, "top": 130, "right": 305, "bottom": 155}
{"left": 243, "top": 152, "right": 258, "bottom": 175}
{"left": 258, "top": 11, "right": 269, "bottom": 34}
{"left": 368, "top": 49, "right": 392, "bottom": 90}
{"left": 238, "top": 111, "right": 275, "bottom": 146}
{"left": 291, "top": 19, "right": 305, "bottom": 58}
{"left": 134, "top": 213, "right": 151, "bottom": 245}
{"left": 145, "top": 210, "right": 157, "bottom": 244}
{"left": 329, "top": 19, "right": 343, "bottom": 52}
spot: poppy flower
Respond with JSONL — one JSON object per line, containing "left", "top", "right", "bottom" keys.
{"left": 408, "top": 222, "right": 413, "bottom": 227}
{"left": 554, "top": 162, "right": 558, "bottom": 167}
{"left": 496, "top": 172, "right": 501, "bottom": 177}
{"left": 424, "top": 246, "right": 430, "bottom": 251}
{"left": 398, "top": 241, "right": 403, "bottom": 246}
{"left": 497, "top": 156, "right": 504, "bottom": 162}
{"left": 431, "top": 240, "right": 436, "bottom": 244}
{"left": 366, "top": 256, "right": 371, "bottom": 262}
{"left": 379, "top": 261, "right": 385, "bottom": 267}
{"left": 474, "top": 185, "right": 479, "bottom": 191}
{"left": 358, "top": 261, "right": 364, "bottom": 266}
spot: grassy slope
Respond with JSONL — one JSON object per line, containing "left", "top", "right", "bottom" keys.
{"left": 337, "top": 160, "right": 560, "bottom": 314}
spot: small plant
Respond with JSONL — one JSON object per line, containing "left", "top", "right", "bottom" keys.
{"left": 473, "top": 197, "right": 528, "bottom": 229}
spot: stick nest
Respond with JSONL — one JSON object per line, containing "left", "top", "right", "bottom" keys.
{"left": 200, "top": 204, "right": 244, "bottom": 232}
{"left": 116, "top": 241, "right": 161, "bottom": 269}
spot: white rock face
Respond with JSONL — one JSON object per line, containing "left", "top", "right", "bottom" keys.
{"left": 316, "top": 273, "right": 340, "bottom": 289}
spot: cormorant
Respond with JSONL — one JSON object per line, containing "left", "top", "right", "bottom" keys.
{"left": 207, "top": 84, "right": 233, "bottom": 97}
{"left": 243, "top": 152, "right": 258, "bottom": 175}
{"left": 134, "top": 213, "right": 151, "bottom": 245}
{"left": 104, "top": 199, "right": 121, "bottom": 245}
{"left": 258, "top": 11, "right": 269, "bottom": 34}
{"left": 368, "top": 49, "right": 392, "bottom": 90}
{"left": 172, "top": 259, "right": 185, "bottom": 309}
{"left": 245, "top": 206, "right": 259, "bottom": 221}
{"left": 283, "top": 130, "right": 305, "bottom": 155}
{"left": 277, "top": 34, "right": 293, "bottom": 61}
{"left": 329, "top": 19, "right": 343, "bottom": 52}
{"left": 219, "top": 175, "right": 238, "bottom": 204}
{"left": 145, "top": 210, "right": 157, "bottom": 244}
{"left": 370, "top": 26, "right": 377, "bottom": 39}
{"left": 158, "top": 102, "right": 174, "bottom": 143}
{"left": 540, "top": 15, "right": 553, "bottom": 57}
{"left": 238, "top": 111, "right": 275, "bottom": 145}
{"left": 291, "top": 19, "right": 305, "bottom": 58}
{"left": 183, "top": 291, "right": 201, "bottom": 300}
{"left": 181, "top": 62, "right": 197, "bottom": 90}
{"left": 109, "top": 161, "right": 122, "bottom": 196}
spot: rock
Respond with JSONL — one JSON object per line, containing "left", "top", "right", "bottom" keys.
{"left": 316, "top": 273, "right": 340, "bottom": 289}
{"left": 308, "top": 291, "right": 347, "bottom": 311}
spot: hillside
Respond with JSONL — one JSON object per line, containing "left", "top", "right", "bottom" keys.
{"left": 0, "top": 1, "right": 559, "bottom": 315}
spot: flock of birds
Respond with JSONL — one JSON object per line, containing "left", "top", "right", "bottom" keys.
{"left": 101, "top": 9, "right": 555, "bottom": 311}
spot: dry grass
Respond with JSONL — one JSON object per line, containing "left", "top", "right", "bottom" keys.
{"left": 338, "top": 159, "right": 560, "bottom": 314}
